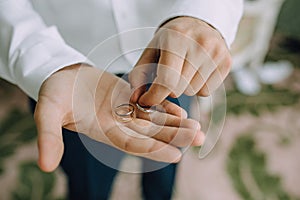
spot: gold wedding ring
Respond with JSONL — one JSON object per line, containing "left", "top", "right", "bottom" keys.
{"left": 114, "top": 103, "right": 135, "bottom": 122}
{"left": 136, "top": 103, "right": 156, "bottom": 113}
{"left": 113, "top": 102, "right": 155, "bottom": 123}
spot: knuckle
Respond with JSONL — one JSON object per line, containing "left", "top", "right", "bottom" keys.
{"left": 193, "top": 72, "right": 206, "bottom": 87}
{"left": 184, "top": 89, "right": 196, "bottom": 96}
{"left": 148, "top": 124, "right": 161, "bottom": 137}
{"left": 158, "top": 74, "right": 174, "bottom": 86}
{"left": 128, "top": 71, "right": 134, "bottom": 82}
{"left": 198, "top": 87, "right": 210, "bottom": 96}
{"left": 197, "top": 36, "right": 218, "bottom": 50}
{"left": 183, "top": 119, "right": 201, "bottom": 130}
{"left": 213, "top": 46, "right": 227, "bottom": 61}
{"left": 223, "top": 56, "right": 232, "bottom": 71}
{"left": 148, "top": 142, "right": 162, "bottom": 153}
{"left": 167, "top": 131, "right": 178, "bottom": 144}
{"left": 171, "top": 92, "right": 181, "bottom": 98}
{"left": 184, "top": 85, "right": 198, "bottom": 96}
{"left": 166, "top": 23, "right": 188, "bottom": 35}
{"left": 156, "top": 76, "right": 178, "bottom": 92}
{"left": 173, "top": 81, "right": 186, "bottom": 97}
{"left": 123, "top": 137, "right": 134, "bottom": 152}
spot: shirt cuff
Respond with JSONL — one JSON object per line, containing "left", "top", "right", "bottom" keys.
{"left": 158, "top": 0, "right": 243, "bottom": 48}
{"left": 10, "top": 26, "right": 92, "bottom": 101}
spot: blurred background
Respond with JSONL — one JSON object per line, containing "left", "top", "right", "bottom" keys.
{"left": 0, "top": 0, "right": 300, "bottom": 199}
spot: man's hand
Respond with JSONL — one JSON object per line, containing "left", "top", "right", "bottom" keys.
{"left": 34, "top": 64, "right": 204, "bottom": 172}
{"left": 129, "top": 17, "right": 232, "bottom": 106}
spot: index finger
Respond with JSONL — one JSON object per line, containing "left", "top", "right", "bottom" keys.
{"left": 129, "top": 47, "right": 158, "bottom": 103}
{"left": 138, "top": 50, "right": 185, "bottom": 106}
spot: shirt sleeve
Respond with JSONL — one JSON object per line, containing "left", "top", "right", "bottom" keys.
{"left": 159, "top": 0, "right": 244, "bottom": 48}
{"left": 0, "top": 0, "right": 90, "bottom": 100}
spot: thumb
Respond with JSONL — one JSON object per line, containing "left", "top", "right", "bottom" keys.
{"left": 129, "top": 47, "right": 158, "bottom": 103}
{"left": 34, "top": 99, "right": 64, "bottom": 172}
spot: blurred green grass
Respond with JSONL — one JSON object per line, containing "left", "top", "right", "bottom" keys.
{"left": 266, "top": 0, "right": 300, "bottom": 67}
{"left": 276, "top": 0, "right": 300, "bottom": 38}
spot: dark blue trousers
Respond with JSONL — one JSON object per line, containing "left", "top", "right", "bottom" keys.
{"left": 30, "top": 94, "right": 191, "bottom": 200}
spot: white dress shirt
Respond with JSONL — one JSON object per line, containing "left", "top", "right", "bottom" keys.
{"left": 0, "top": 0, "right": 243, "bottom": 100}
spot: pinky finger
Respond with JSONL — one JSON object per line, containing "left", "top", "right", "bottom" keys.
{"left": 197, "top": 58, "right": 231, "bottom": 96}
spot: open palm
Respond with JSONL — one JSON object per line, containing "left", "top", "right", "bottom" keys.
{"left": 34, "top": 64, "right": 204, "bottom": 172}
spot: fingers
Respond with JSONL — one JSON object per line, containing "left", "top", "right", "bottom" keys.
{"left": 184, "top": 47, "right": 231, "bottom": 96}
{"left": 129, "top": 47, "right": 158, "bottom": 103}
{"left": 137, "top": 109, "right": 199, "bottom": 130}
{"left": 197, "top": 56, "right": 232, "bottom": 96}
{"left": 105, "top": 111, "right": 204, "bottom": 164}
{"left": 135, "top": 99, "right": 187, "bottom": 118}
{"left": 159, "top": 99, "right": 187, "bottom": 118}
{"left": 105, "top": 126, "right": 182, "bottom": 163}
{"left": 138, "top": 50, "right": 185, "bottom": 106}
{"left": 184, "top": 58, "right": 216, "bottom": 96}
{"left": 126, "top": 118, "right": 205, "bottom": 147}
{"left": 34, "top": 98, "right": 64, "bottom": 172}
{"left": 130, "top": 21, "right": 232, "bottom": 106}
{"left": 134, "top": 103, "right": 204, "bottom": 147}
{"left": 173, "top": 52, "right": 204, "bottom": 97}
